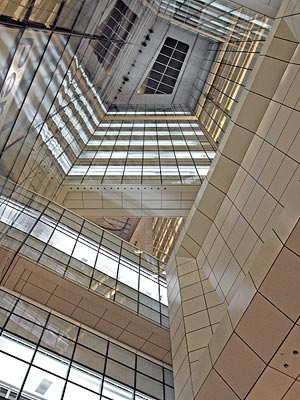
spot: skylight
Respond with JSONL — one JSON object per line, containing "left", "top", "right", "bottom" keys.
{"left": 93, "top": 0, "right": 137, "bottom": 70}
{"left": 139, "top": 37, "right": 189, "bottom": 95}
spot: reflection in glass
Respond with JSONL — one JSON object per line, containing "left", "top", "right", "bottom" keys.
{"left": 118, "top": 264, "right": 138, "bottom": 290}
{"left": 72, "top": 241, "right": 97, "bottom": 267}
{"left": 23, "top": 366, "right": 65, "bottom": 400}
{"left": 74, "top": 345, "right": 105, "bottom": 373}
{"left": 140, "top": 274, "right": 159, "bottom": 301}
{"left": 0, "top": 290, "right": 174, "bottom": 400}
{"left": 31, "top": 220, "right": 54, "bottom": 242}
{"left": 96, "top": 251, "right": 118, "bottom": 279}
{"left": 102, "top": 378, "right": 133, "bottom": 400}
{"left": 33, "top": 349, "right": 69, "bottom": 377}
{"left": 69, "top": 364, "right": 102, "bottom": 393}
{"left": 0, "top": 192, "right": 168, "bottom": 326}
{"left": 64, "top": 382, "right": 99, "bottom": 400}
{"left": 0, "top": 333, "right": 34, "bottom": 362}
{"left": 49, "top": 227, "right": 76, "bottom": 254}
{"left": 0, "top": 352, "right": 29, "bottom": 391}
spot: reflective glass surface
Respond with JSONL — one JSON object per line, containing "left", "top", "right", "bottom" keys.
{"left": 0, "top": 289, "right": 174, "bottom": 400}
{"left": 0, "top": 179, "right": 168, "bottom": 327}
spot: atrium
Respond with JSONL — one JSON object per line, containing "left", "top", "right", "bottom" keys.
{"left": 0, "top": 0, "right": 299, "bottom": 399}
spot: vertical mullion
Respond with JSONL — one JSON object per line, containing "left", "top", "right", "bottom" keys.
{"left": 15, "top": 309, "right": 52, "bottom": 400}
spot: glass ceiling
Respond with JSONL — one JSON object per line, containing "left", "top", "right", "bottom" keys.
{"left": 148, "top": 0, "right": 271, "bottom": 42}
{"left": 68, "top": 117, "right": 215, "bottom": 185}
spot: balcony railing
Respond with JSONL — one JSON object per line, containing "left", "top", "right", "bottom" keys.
{"left": 0, "top": 178, "right": 169, "bottom": 327}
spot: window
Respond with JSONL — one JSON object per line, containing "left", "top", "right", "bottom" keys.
{"left": 93, "top": 0, "right": 137, "bottom": 70}
{"left": 139, "top": 37, "right": 189, "bottom": 94}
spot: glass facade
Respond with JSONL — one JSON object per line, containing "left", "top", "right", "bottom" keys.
{"left": 106, "top": 105, "right": 192, "bottom": 117}
{"left": 195, "top": 23, "right": 270, "bottom": 143}
{"left": 153, "top": 217, "right": 184, "bottom": 263}
{"left": 93, "top": 0, "right": 137, "bottom": 71}
{"left": 0, "top": 289, "right": 174, "bottom": 400}
{"left": 69, "top": 119, "right": 215, "bottom": 185}
{"left": 149, "top": 0, "right": 271, "bottom": 41}
{"left": 0, "top": 24, "right": 105, "bottom": 197}
{"left": 0, "top": 179, "right": 168, "bottom": 327}
{"left": 0, "top": 0, "right": 99, "bottom": 32}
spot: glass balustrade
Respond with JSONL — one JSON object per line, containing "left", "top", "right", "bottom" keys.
{"left": 0, "top": 289, "right": 174, "bottom": 400}
{"left": 0, "top": 179, "right": 169, "bottom": 327}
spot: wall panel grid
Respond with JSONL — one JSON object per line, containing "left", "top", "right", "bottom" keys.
{"left": 168, "top": 3, "right": 300, "bottom": 399}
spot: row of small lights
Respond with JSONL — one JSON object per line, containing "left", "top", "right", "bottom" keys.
{"left": 113, "top": 28, "right": 154, "bottom": 102}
